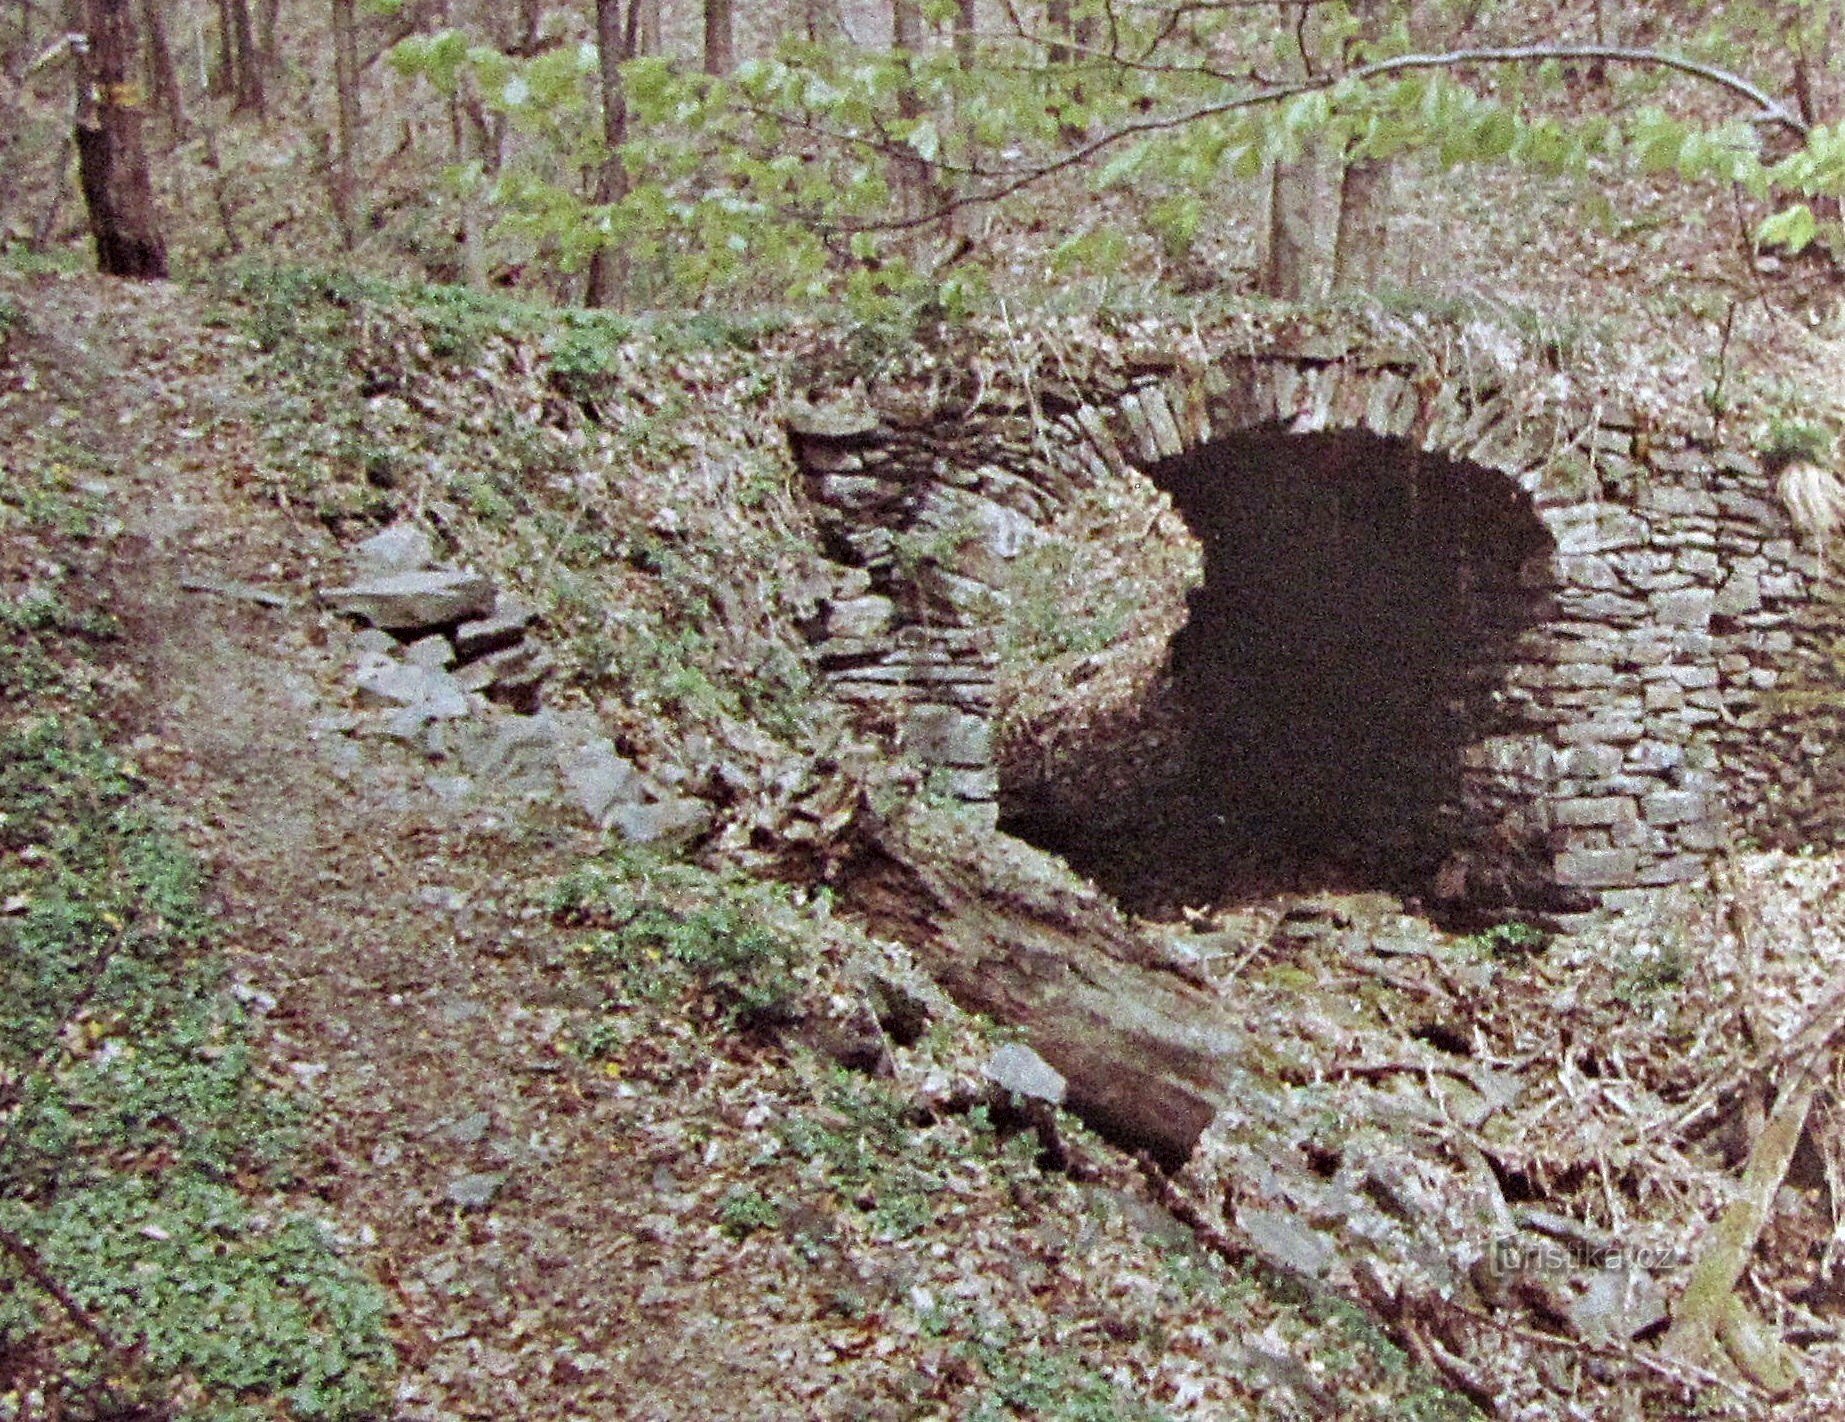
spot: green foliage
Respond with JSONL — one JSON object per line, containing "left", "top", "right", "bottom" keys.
{"left": 717, "top": 1185, "right": 783, "bottom": 1238}
{"left": 551, "top": 849, "right": 805, "bottom": 1028}
{"left": 770, "top": 1072, "right": 964, "bottom": 1243}
{"left": 1759, "top": 415, "right": 1834, "bottom": 467}
{"left": 907, "top": 1302, "right": 1172, "bottom": 1422}
{"left": 1615, "top": 940, "right": 1692, "bottom": 1000}
{"left": 371, "top": 0, "right": 1845, "bottom": 312}
{"left": 1463, "top": 920, "right": 1549, "bottom": 959}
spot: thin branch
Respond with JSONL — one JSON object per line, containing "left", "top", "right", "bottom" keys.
{"left": 827, "top": 41, "right": 1808, "bottom": 234}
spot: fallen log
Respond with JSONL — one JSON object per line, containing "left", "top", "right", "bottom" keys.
{"left": 843, "top": 804, "right": 1245, "bottom": 1169}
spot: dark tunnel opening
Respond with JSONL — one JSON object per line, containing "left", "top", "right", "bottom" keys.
{"left": 1002, "top": 426, "right": 1557, "bottom": 919}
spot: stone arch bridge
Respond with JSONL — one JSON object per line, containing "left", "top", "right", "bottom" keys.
{"left": 785, "top": 313, "right": 1845, "bottom": 918}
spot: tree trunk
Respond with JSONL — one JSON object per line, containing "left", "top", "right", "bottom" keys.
{"left": 257, "top": 0, "right": 280, "bottom": 84}
{"left": 585, "top": 0, "right": 632, "bottom": 308}
{"left": 953, "top": 0, "right": 974, "bottom": 69}
{"left": 1045, "top": 0, "right": 1070, "bottom": 63}
{"left": 225, "top": 0, "right": 261, "bottom": 114}
{"left": 1256, "top": 2, "right": 1331, "bottom": 301}
{"left": 330, "top": 0, "right": 362, "bottom": 248}
{"left": 212, "top": 0, "right": 233, "bottom": 94}
{"left": 71, "top": 0, "right": 168, "bottom": 279}
{"left": 890, "top": 0, "right": 927, "bottom": 218}
{"left": 704, "top": 0, "right": 734, "bottom": 75}
{"left": 1259, "top": 156, "right": 1321, "bottom": 300}
{"left": 140, "top": 0, "right": 185, "bottom": 144}
{"left": 634, "top": 0, "right": 660, "bottom": 56}
{"left": 844, "top": 811, "right": 1243, "bottom": 1170}
{"left": 1331, "top": 156, "right": 1391, "bottom": 294}
{"left": 803, "top": 0, "right": 839, "bottom": 42}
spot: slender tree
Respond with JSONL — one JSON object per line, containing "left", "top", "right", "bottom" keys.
{"left": 140, "top": 0, "right": 185, "bottom": 144}
{"left": 1330, "top": 0, "right": 1393, "bottom": 293}
{"left": 213, "top": 0, "right": 262, "bottom": 114}
{"left": 330, "top": 0, "right": 362, "bottom": 246}
{"left": 586, "top": 0, "right": 633, "bottom": 306}
{"left": 1331, "top": 155, "right": 1390, "bottom": 292}
{"left": 1257, "top": 2, "right": 1330, "bottom": 299}
{"left": 69, "top": 0, "right": 168, "bottom": 277}
{"left": 229, "top": 0, "right": 261, "bottom": 113}
{"left": 803, "top": 0, "right": 839, "bottom": 43}
{"left": 891, "top": 0, "right": 927, "bottom": 215}
{"left": 704, "top": 0, "right": 735, "bottom": 76}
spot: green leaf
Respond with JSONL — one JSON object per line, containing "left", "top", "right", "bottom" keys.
{"left": 1096, "top": 140, "right": 1151, "bottom": 188}
{"left": 1757, "top": 203, "right": 1818, "bottom": 254}
{"left": 908, "top": 118, "right": 941, "bottom": 164}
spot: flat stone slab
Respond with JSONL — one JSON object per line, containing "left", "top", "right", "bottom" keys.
{"left": 350, "top": 523, "right": 436, "bottom": 577}
{"left": 324, "top": 570, "right": 496, "bottom": 632}
{"left": 456, "top": 596, "right": 537, "bottom": 660}
{"left": 455, "top": 640, "right": 553, "bottom": 695}
{"left": 353, "top": 658, "right": 471, "bottom": 719}
{"left": 984, "top": 1042, "right": 1066, "bottom": 1105}
{"left": 785, "top": 401, "right": 880, "bottom": 439}
{"left": 606, "top": 795, "right": 712, "bottom": 846}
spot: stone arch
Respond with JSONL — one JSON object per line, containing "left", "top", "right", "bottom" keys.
{"left": 787, "top": 317, "right": 1845, "bottom": 919}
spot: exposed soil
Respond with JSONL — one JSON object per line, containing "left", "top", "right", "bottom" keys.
{"left": 19, "top": 277, "right": 836, "bottom": 1419}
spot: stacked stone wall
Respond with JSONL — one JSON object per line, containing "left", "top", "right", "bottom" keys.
{"left": 786, "top": 319, "right": 1844, "bottom": 913}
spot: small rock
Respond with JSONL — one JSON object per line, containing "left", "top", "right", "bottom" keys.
{"left": 352, "top": 627, "right": 398, "bottom": 657}
{"left": 454, "top": 640, "right": 553, "bottom": 697}
{"left": 606, "top": 796, "right": 712, "bottom": 846}
{"left": 984, "top": 1042, "right": 1066, "bottom": 1105}
{"left": 353, "top": 659, "right": 471, "bottom": 719}
{"left": 455, "top": 596, "right": 537, "bottom": 659}
{"left": 444, "top": 1111, "right": 492, "bottom": 1146}
{"left": 785, "top": 401, "right": 880, "bottom": 439}
{"left": 404, "top": 634, "right": 456, "bottom": 670}
{"left": 351, "top": 523, "right": 436, "bottom": 577}
{"left": 426, "top": 774, "right": 474, "bottom": 805}
{"left": 561, "top": 740, "right": 645, "bottom": 824}
{"left": 901, "top": 705, "right": 992, "bottom": 767}
{"left": 450, "top": 720, "right": 556, "bottom": 796}
{"left": 324, "top": 569, "right": 496, "bottom": 632}
{"left": 824, "top": 594, "right": 896, "bottom": 640}
{"left": 1238, "top": 1206, "right": 1340, "bottom": 1280}
{"left": 445, "top": 1171, "right": 506, "bottom": 1210}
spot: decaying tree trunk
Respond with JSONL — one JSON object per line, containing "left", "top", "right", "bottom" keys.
{"left": 846, "top": 809, "right": 1244, "bottom": 1168}
{"left": 71, "top": 0, "right": 168, "bottom": 280}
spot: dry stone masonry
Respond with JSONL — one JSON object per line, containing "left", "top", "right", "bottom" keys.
{"left": 316, "top": 523, "right": 711, "bottom": 845}
{"left": 787, "top": 313, "right": 1845, "bottom": 917}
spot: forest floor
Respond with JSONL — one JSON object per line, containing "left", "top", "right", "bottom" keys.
{"left": 10, "top": 261, "right": 1845, "bottom": 1422}
{"left": 4, "top": 267, "right": 1333, "bottom": 1421}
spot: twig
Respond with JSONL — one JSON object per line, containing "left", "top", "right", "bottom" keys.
{"left": 0, "top": 1223, "right": 107, "bottom": 1343}
{"left": 1662, "top": 980, "right": 1845, "bottom": 1370}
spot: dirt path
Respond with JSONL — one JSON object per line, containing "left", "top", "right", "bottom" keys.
{"left": 20, "top": 277, "right": 818, "bottom": 1420}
